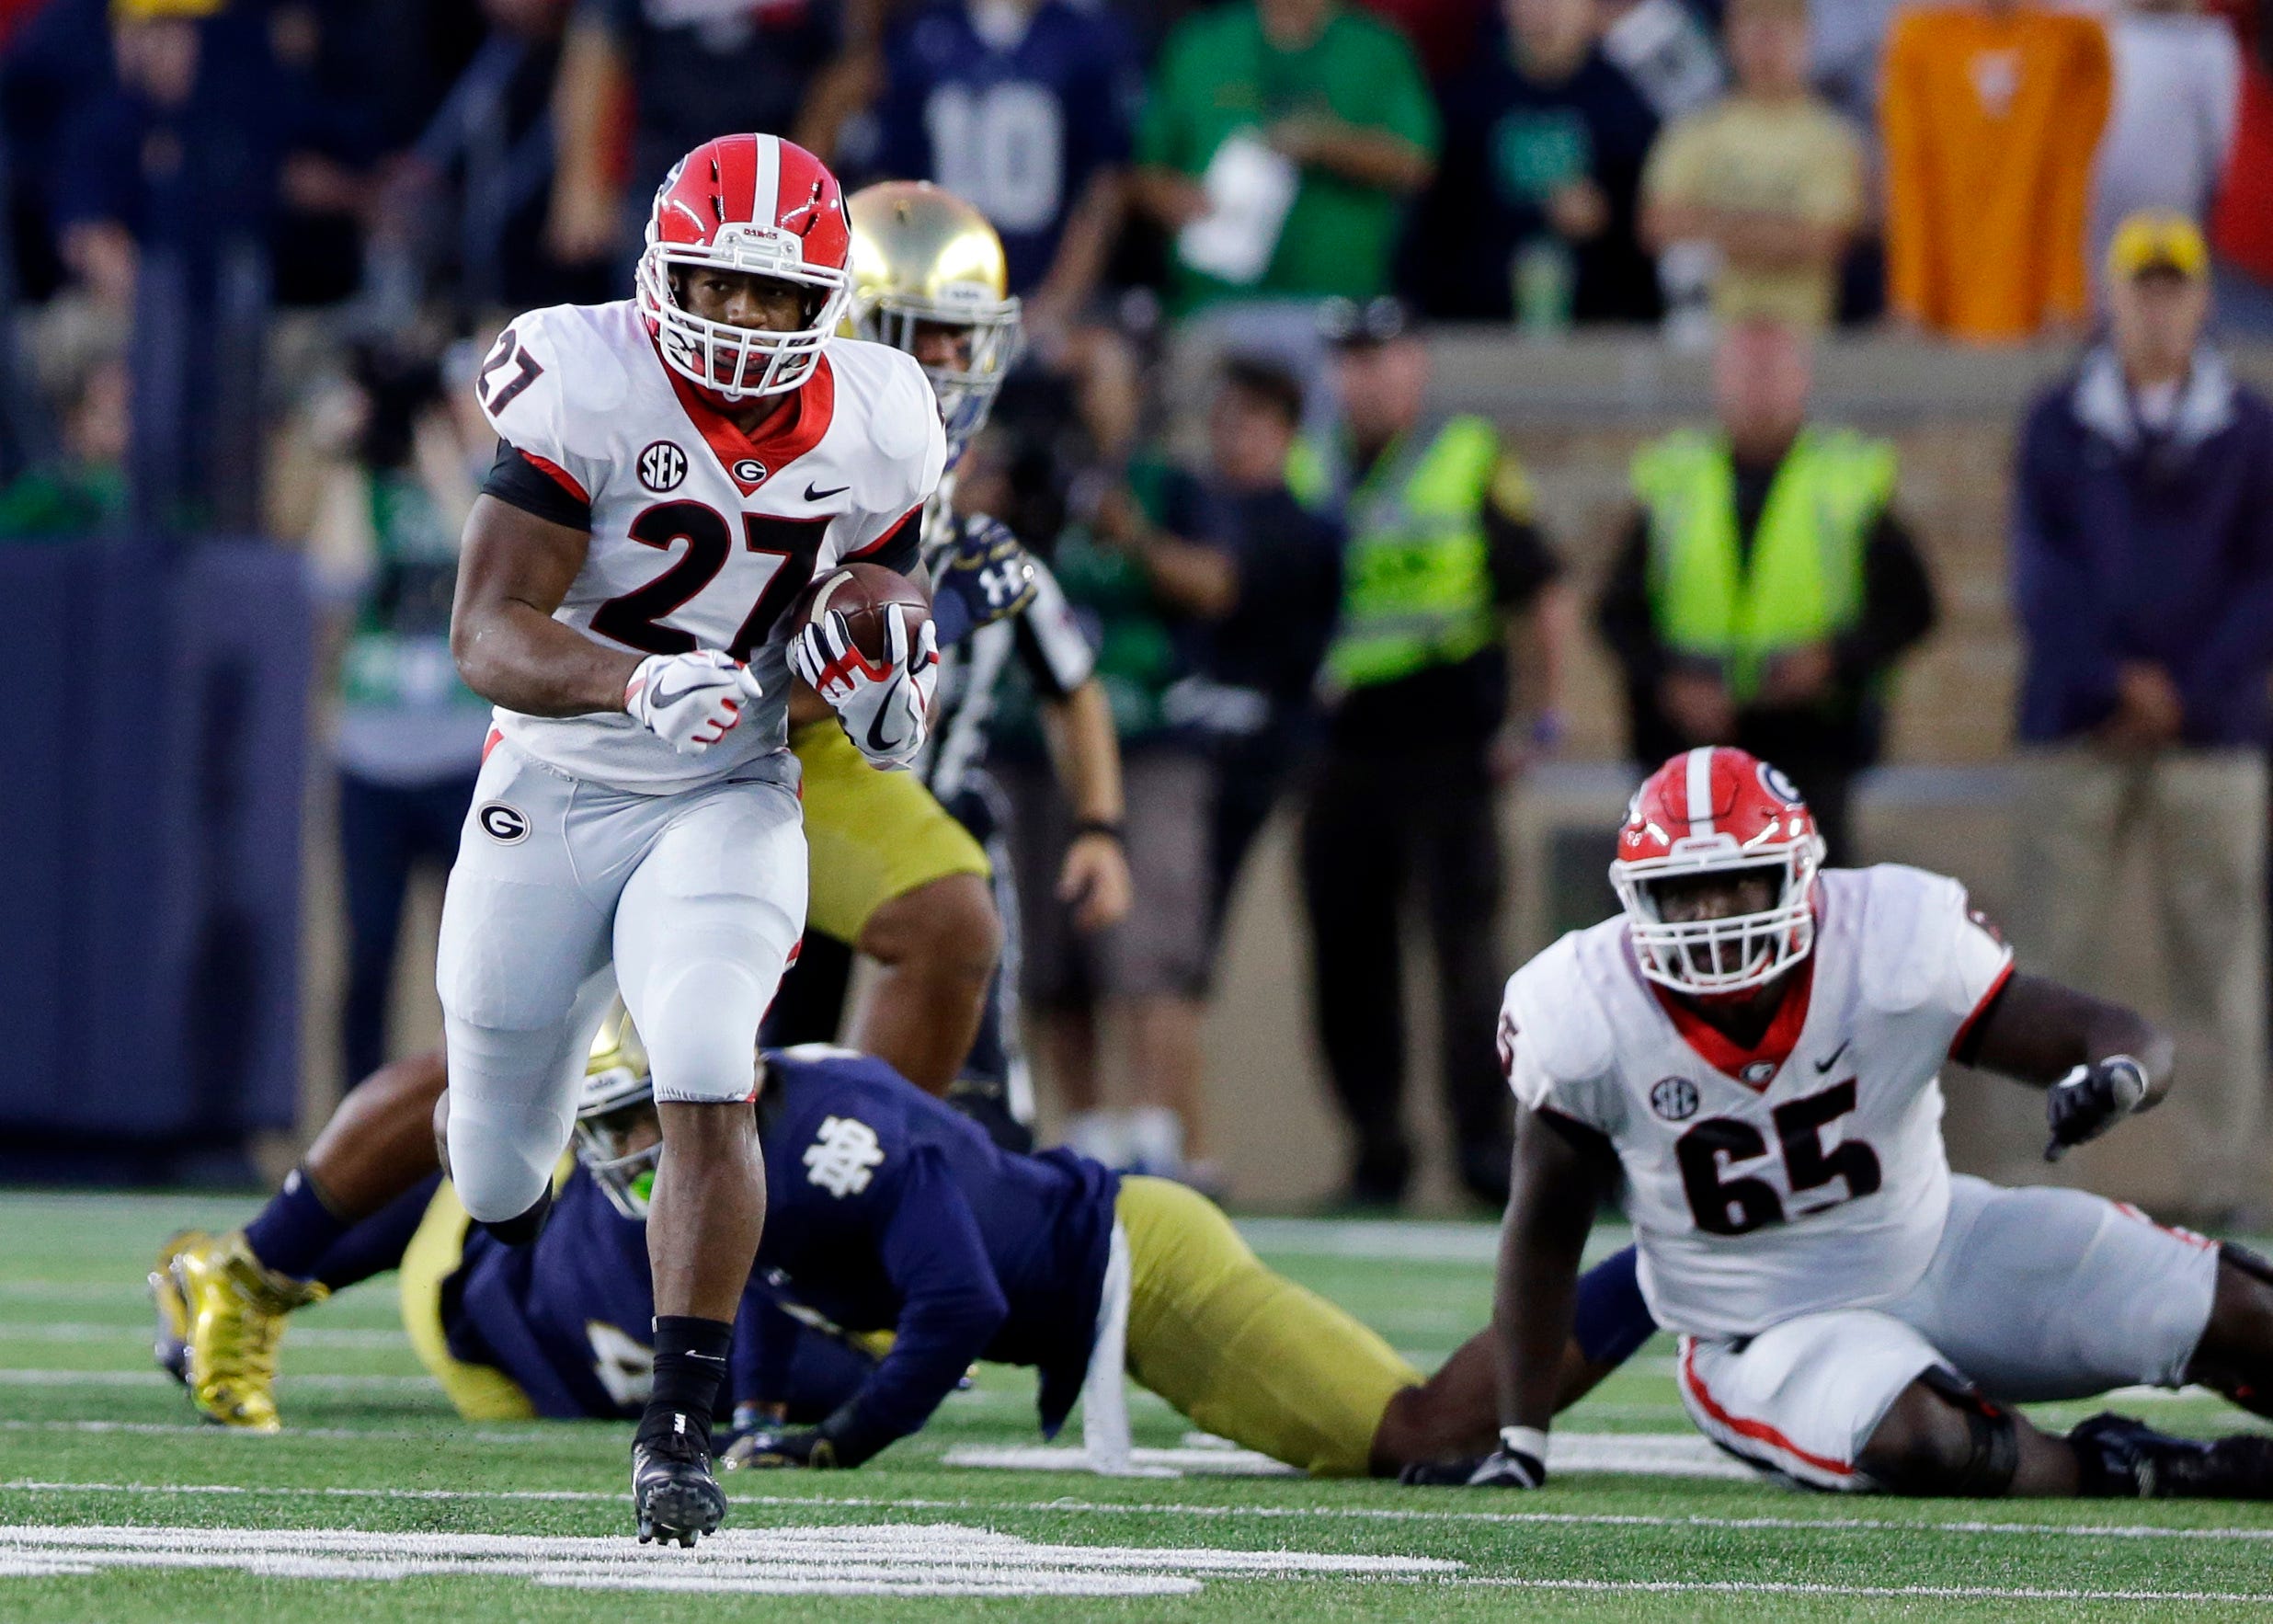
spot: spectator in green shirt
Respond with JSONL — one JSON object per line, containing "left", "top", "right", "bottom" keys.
{"left": 0, "top": 355, "right": 127, "bottom": 543}
{"left": 1131, "top": 0, "right": 1440, "bottom": 317}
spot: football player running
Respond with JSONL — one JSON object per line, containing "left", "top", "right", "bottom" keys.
{"left": 161, "top": 1014, "right": 1657, "bottom": 1472}
{"left": 437, "top": 132, "right": 943, "bottom": 1544}
{"left": 1411, "top": 747, "right": 2273, "bottom": 1499}
{"left": 776, "top": 180, "right": 1129, "bottom": 1127}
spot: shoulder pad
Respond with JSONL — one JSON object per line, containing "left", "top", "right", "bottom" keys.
{"left": 828, "top": 339, "right": 947, "bottom": 513}
{"left": 1505, "top": 930, "right": 1618, "bottom": 1084}
{"left": 475, "top": 304, "right": 633, "bottom": 466}
{"left": 1852, "top": 863, "right": 1968, "bottom": 1014}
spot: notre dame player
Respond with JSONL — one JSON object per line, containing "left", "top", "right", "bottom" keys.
{"left": 773, "top": 180, "right": 1128, "bottom": 1140}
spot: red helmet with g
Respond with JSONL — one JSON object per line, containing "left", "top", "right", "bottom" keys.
{"left": 1609, "top": 747, "right": 1825, "bottom": 995}
{"left": 635, "top": 132, "right": 852, "bottom": 403}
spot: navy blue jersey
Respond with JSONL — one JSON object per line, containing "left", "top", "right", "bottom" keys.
{"left": 449, "top": 1172, "right": 657, "bottom": 1420}
{"left": 737, "top": 1046, "right": 1120, "bottom": 1450}
{"left": 876, "top": 1, "right": 1143, "bottom": 292}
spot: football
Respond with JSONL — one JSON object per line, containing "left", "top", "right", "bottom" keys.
{"left": 793, "top": 561, "right": 931, "bottom": 664}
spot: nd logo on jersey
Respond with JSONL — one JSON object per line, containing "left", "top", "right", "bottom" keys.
{"left": 805, "top": 1116, "right": 885, "bottom": 1197}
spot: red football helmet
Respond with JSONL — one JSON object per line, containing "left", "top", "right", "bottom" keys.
{"left": 635, "top": 133, "right": 852, "bottom": 402}
{"left": 1609, "top": 747, "right": 1825, "bottom": 995}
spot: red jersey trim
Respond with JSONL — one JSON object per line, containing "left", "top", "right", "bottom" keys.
{"left": 1679, "top": 1341, "right": 1856, "bottom": 1480}
{"left": 1948, "top": 955, "right": 2016, "bottom": 1062}
{"left": 518, "top": 449, "right": 588, "bottom": 504}
{"left": 665, "top": 349, "right": 838, "bottom": 496}
{"left": 1653, "top": 957, "right": 1815, "bottom": 1090}
{"left": 847, "top": 504, "right": 922, "bottom": 561}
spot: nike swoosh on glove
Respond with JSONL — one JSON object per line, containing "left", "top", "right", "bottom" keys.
{"left": 1398, "top": 1446, "right": 1548, "bottom": 1490}
{"left": 2044, "top": 1057, "right": 2149, "bottom": 1161}
{"left": 790, "top": 603, "right": 939, "bottom": 770}
{"left": 624, "top": 650, "right": 764, "bottom": 755}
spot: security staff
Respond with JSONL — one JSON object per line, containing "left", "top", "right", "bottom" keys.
{"left": 1296, "top": 296, "right": 1574, "bottom": 1209}
{"left": 1596, "top": 315, "right": 1937, "bottom": 863}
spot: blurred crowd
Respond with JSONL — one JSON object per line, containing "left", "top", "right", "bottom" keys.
{"left": 2, "top": 0, "right": 2270, "bottom": 1209}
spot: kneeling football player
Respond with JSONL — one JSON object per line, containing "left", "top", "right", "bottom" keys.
{"left": 1411, "top": 747, "right": 2273, "bottom": 1499}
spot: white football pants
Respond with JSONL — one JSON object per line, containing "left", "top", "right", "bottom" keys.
{"left": 435, "top": 738, "right": 807, "bottom": 1223}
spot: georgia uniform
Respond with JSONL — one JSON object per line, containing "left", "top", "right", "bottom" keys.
{"left": 1504, "top": 780, "right": 2219, "bottom": 1489}
{"left": 434, "top": 132, "right": 946, "bottom": 1228}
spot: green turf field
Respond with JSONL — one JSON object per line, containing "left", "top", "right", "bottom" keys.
{"left": 3, "top": 1191, "right": 2272, "bottom": 1620}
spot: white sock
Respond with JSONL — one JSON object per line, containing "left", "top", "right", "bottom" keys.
{"left": 1062, "top": 1110, "right": 1130, "bottom": 1168}
{"left": 1123, "top": 1106, "right": 1185, "bottom": 1177}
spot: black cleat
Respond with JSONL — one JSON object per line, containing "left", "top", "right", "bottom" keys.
{"left": 2071, "top": 1412, "right": 2273, "bottom": 1499}
{"left": 633, "top": 1426, "right": 727, "bottom": 1547}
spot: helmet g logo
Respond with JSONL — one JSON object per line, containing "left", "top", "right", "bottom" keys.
{"left": 1650, "top": 1077, "right": 1699, "bottom": 1122}
{"left": 637, "top": 441, "right": 687, "bottom": 493}
{"left": 1759, "top": 762, "right": 1804, "bottom": 806}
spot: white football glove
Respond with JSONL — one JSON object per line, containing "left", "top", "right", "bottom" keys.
{"left": 623, "top": 650, "right": 763, "bottom": 756}
{"left": 789, "top": 604, "right": 939, "bottom": 770}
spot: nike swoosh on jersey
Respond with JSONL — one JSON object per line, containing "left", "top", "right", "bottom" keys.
{"left": 1813, "top": 1040, "right": 1851, "bottom": 1074}
{"left": 805, "top": 482, "right": 850, "bottom": 501}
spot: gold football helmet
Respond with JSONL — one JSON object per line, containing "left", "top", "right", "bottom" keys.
{"left": 845, "top": 180, "right": 1022, "bottom": 458}
{"left": 576, "top": 1001, "right": 660, "bottom": 1219}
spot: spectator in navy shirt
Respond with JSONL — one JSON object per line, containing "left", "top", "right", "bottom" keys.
{"left": 2012, "top": 211, "right": 2273, "bottom": 1221}
{"left": 874, "top": 0, "right": 1148, "bottom": 461}
{"left": 876, "top": 0, "right": 1142, "bottom": 307}
{"left": 1406, "top": 0, "right": 1662, "bottom": 325}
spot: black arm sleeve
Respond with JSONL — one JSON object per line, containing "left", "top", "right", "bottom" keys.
{"left": 1485, "top": 509, "right": 1563, "bottom": 608}
{"left": 851, "top": 507, "right": 925, "bottom": 578}
{"left": 1593, "top": 510, "right": 1666, "bottom": 692}
{"left": 479, "top": 439, "right": 593, "bottom": 532}
{"left": 1831, "top": 509, "right": 1939, "bottom": 689}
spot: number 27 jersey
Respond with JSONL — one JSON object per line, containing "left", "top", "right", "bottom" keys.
{"left": 1501, "top": 864, "right": 2013, "bottom": 1339}
{"left": 474, "top": 300, "right": 946, "bottom": 792}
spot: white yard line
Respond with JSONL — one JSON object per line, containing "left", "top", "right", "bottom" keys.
{"left": 1423, "top": 1578, "right": 2273, "bottom": 1603}
{"left": 9, "top": 1478, "right": 2273, "bottom": 1549}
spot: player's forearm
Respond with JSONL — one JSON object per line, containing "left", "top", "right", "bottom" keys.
{"left": 452, "top": 599, "right": 640, "bottom": 717}
{"left": 1970, "top": 972, "right": 2175, "bottom": 1106}
{"left": 1498, "top": 1116, "right": 1605, "bottom": 1433}
{"left": 831, "top": 1295, "right": 1008, "bottom": 1459}
{"left": 1040, "top": 680, "right": 1125, "bottom": 825}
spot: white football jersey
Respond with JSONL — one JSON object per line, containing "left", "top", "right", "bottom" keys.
{"left": 1502, "top": 864, "right": 2013, "bottom": 1339}
{"left": 473, "top": 299, "right": 946, "bottom": 792}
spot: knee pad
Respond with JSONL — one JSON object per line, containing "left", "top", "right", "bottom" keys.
{"left": 440, "top": 1060, "right": 574, "bottom": 1224}
{"left": 638, "top": 957, "right": 778, "bottom": 1104}
{"left": 1918, "top": 1367, "right": 2019, "bottom": 1498}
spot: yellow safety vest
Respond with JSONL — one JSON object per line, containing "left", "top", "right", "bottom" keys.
{"left": 1634, "top": 427, "right": 1894, "bottom": 703}
{"left": 1313, "top": 417, "right": 1523, "bottom": 692}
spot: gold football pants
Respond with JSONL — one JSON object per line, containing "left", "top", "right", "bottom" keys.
{"left": 1116, "top": 1175, "right": 1422, "bottom": 1477}
{"left": 794, "top": 719, "right": 989, "bottom": 944}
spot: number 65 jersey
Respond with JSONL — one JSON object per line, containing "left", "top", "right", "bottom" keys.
{"left": 473, "top": 299, "right": 946, "bottom": 793}
{"left": 1502, "top": 864, "right": 2013, "bottom": 1339}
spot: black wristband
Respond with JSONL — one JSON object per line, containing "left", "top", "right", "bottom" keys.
{"left": 1072, "top": 818, "right": 1125, "bottom": 843}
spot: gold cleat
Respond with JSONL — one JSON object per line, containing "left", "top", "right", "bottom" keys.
{"left": 174, "top": 1231, "right": 329, "bottom": 1432}
{"left": 149, "top": 1229, "right": 210, "bottom": 1387}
